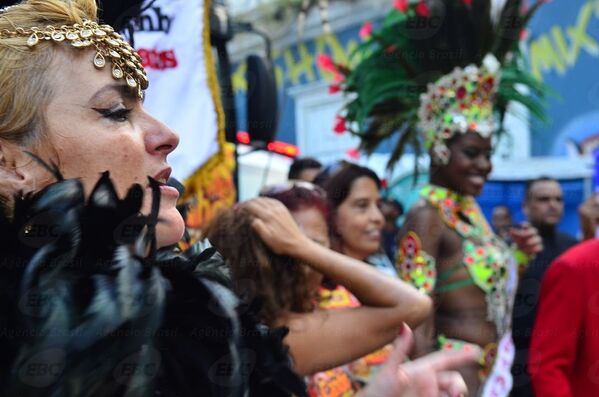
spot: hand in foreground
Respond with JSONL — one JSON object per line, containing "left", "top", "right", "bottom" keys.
{"left": 239, "top": 197, "right": 309, "bottom": 256}
{"left": 358, "top": 324, "right": 479, "bottom": 397}
{"left": 509, "top": 222, "right": 543, "bottom": 257}
{"left": 578, "top": 193, "right": 599, "bottom": 240}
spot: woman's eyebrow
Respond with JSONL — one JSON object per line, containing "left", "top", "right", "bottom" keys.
{"left": 87, "top": 83, "right": 135, "bottom": 104}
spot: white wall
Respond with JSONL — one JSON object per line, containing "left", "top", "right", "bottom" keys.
{"left": 237, "top": 145, "right": 293, "bottom": 201}
{"left": 290, "top": 81, "right": 361, "bottom": 164}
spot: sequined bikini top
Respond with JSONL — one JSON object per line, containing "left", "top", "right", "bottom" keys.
{"left": 421, "top": 184, "right": 513, "bottom": 335}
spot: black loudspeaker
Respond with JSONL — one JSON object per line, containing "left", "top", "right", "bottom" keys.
{"left": 246, "top": 54, "right": 279, "bottom": 146}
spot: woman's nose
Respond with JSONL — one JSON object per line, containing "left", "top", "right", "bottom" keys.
{"left": 371, "top": 205, "right": 385, "bottom": 225}
{"left": 477, "top": 154, "right": 492, "bottom": 173}
{"left": 144, "top": 114, "right": 179, "bottom": 157}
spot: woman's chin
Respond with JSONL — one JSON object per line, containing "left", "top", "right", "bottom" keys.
{"left": 156, "top": 206, "right": 186, "bottom": 248}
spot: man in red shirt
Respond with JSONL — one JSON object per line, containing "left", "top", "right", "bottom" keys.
{"left": 529, "top": 194, "right": 599, "bottom": 396}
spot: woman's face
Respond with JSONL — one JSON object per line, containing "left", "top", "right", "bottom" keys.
{"left": 333, "top": 177, "right": 384, "bottom": 260}
{"left": 291, "top": 206, "right": 328, "bottom": 297}
{"left": 432, "top": 132, "right": 493, "bottom": 197}
{"left": 27, "top": 50, "right": 183, "bottom": 247}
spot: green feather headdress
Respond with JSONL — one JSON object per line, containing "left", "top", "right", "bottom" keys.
{"left": 329, "top": 0, "right": 548, "bottom": 170}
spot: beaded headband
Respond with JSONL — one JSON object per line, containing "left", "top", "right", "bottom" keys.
{"left": 0, "top": 19, "right": 148, "bottom": 98}
{"left": 417, "top": 54, "right": 501, "bottom": 164}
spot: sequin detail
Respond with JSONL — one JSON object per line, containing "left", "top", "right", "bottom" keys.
{"left": 397, "top": 231, "right": 437, "bottom": 294}
{"left": 420, "top": 184, "right": 513, "bottom": 336}
{"left": 438, "top": 335, "right": 496, "bottom": 381}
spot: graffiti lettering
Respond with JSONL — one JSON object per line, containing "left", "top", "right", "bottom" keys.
{"left": 530, "top": 2, "right": 599, "bottom": 80}
{"left": 232, "top": 32, "right": 358, "bottom": 93}
{"left": 284, "top": 44, "right": 316, "bottom": 85}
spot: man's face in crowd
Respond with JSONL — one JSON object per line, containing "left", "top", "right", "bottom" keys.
{"left": 524, "top": 180, "right": 564, "bottom": 228}
{"left": 492, "top": 206, "right": 512, "bottom": 240}
{"left": 380, "top": 201, "right": 401, "bottom": 232}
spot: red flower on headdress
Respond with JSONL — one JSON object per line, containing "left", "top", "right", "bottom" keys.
{"left": 416, "top": 1, "right": 430, "bottom": 17}
{"left": 334, "top": 116, "right": 347, "bottom": 134}
{"left": 346, "top": 147, "right": 361, "bottom": 159}
{"left": 462, "top": 0, "right": 472, "bottom": 5}
{"left": 317, "top": 54, "right": 337, "bottom": 74}
{"left": 380, "top": 178, "right": 388, "bottom": 189}
{"left": 359, "top": 21, "right": 373, "bottom": 40}
{"left": 482, "top": 77, "right": 495, "bottom": 91}
{"left": 329, "top": 83, "right": 341, "bottom": 94}
{"left": 393, "top": 0, "right": 409, "bottom": 13}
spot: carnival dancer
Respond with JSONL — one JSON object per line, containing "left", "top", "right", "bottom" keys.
{"left": 328, "top": 0, "right": 548, "bottom": 395}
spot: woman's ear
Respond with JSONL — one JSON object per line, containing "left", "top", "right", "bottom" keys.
{"left": 0, "top": 140, "right": 44, "bottom": 194}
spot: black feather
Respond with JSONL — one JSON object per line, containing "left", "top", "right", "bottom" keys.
{"left": 0, "top": 174, "right": 305, "bottom": 396}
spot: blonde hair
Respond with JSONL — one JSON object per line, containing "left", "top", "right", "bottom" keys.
{"left": 0, "top": 0, "right": 98, "bottom": 145}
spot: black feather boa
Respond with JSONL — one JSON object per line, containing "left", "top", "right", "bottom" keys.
{"left": 0, "top": 173, "right": 306, "bottom": 397}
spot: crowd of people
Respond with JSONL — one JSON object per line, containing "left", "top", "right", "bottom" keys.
{"left": 1, "top": 0, "right": 599, "bottom": 396}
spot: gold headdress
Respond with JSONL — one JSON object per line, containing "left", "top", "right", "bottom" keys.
{"left": 0, "top": 19, "right": 148, "bottom": 98}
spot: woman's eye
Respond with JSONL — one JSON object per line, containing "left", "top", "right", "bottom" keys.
{"left": 355, "top": 201, "right": 369, "bottom": 210}
{"left": 93, "top": 106, "right": 132, "bottom": 122}
{"left": 108, "top": 108, "right": 132, "bottom": 122}
{"left": 463, "top": 149, "right": 478, "bottom": 158}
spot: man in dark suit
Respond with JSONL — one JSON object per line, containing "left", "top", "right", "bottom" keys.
{"left": 511, "top": 177, "right": 578, "bottom": 396}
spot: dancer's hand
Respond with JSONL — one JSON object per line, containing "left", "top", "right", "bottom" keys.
{"left": 510, "top": 222, "right": 543, "bottom": 256}
{"left": 358, "top": 324, "right": 479, "bottom": 397}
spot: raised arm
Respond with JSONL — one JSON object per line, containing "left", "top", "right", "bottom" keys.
{"left": 243, "top": 198, "right": 432, "bottom": 375}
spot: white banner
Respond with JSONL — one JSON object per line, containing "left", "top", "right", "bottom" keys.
{"left": 131, "top": 0, "right": 220, "bottom": 180}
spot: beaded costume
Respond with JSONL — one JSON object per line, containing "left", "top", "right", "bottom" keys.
{"left": 412, "top": 185, "right": 515, "bottom": 337}
{"left": 396, "top": 185, "right": 518, "bottom": 386}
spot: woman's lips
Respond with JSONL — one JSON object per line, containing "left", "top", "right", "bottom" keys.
{"left": 146, "top": 184, "right": 180, "bottom": 199}
{"left": 153, "top": 167, "right": 172, "bottom": 184}
{"left": 364, "top": 229, "right": 381, "bottom": 241}
{"left": 468, "top": 175, "right": 486, "bottom": 187}
{"left": 159, "top": 184, "right": 180, "bottom": 199}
